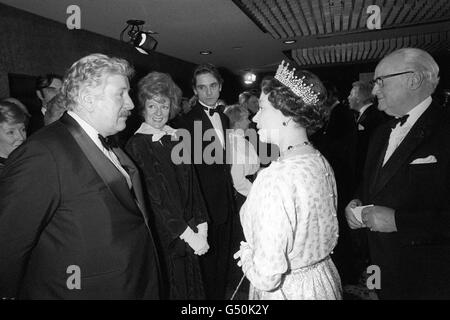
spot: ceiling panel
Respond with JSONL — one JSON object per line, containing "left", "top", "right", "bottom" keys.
{"left": 235, "top": 0, "right": 450, "bottom": 68}
{"left": 291, "top": 29, "right": 450, "bottom": 67}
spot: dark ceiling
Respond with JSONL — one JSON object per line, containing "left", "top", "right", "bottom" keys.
{"left": 1, "top": 0, "right": 449, "bottom": 75}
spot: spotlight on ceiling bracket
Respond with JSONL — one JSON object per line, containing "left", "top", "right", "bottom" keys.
{"left": 120, "top": 19, "right": 158, "bottom": 55}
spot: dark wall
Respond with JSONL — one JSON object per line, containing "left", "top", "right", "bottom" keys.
{"left": 0, "top": 3, "right": 242, "bottom": 105}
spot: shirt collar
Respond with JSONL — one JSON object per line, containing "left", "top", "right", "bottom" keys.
{"left": 198, "top": 100, "right": 218, "bottom": 110}
{"left": 134, "top": 122, "right": 176, "bottom": 138}
{"left": 401, "top": 96, "right": 432, "bottom": 128}
{"left": 358, "top": 103, "right": 372, "bottom": 116}
{"left": 67, "top": 111, "right": 104, "bottom": 150}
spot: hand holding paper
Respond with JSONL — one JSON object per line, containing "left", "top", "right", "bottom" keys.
{"left": 351, "top": 204, "right": 374, "bottom": 224}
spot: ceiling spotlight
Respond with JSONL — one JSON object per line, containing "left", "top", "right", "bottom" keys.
{"left": 120, "top": 20, "right": 158, "bottom": 55}
{"left": 283, "top": 39, "right": 296, "bottom": 44}
{"left": 200, "top": 50, "right": 212, "bottom": 55}
{"left": 243, "top": 72, "right": 256, "bottom": 85}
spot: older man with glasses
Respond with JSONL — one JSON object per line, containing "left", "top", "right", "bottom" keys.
{"left": 345, "top": 47, "right": 450, "bottom": 299}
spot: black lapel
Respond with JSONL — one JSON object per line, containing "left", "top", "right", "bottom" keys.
{"left": 366, "top": 123, "right": 391, "bottom": 198}
{"left": 59, "top": 113, "right": 140, "bottom": 216}
{"left": 371, "top": 103, "right": 441, "bottom": 198}
{"left": 112, "top": 147, "right": 149, "bottom": 220}
{"left": 358, "top": 104, "right": 374, "bottom": 125}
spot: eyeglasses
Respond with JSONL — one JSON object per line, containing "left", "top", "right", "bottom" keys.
{"left": 370, "top": 71, "right": 415, "bottom": 87}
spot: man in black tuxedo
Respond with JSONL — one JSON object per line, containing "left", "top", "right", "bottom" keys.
{"left": 348, "top": 80, "right": 389, "bottom": 196}
{"left": 346, "top": 48, "right": 450, "bottom": 299}
{"left": 347, "top": 80, "right": 389, "bottom": 283}
{"left": 28, "top": 74, "right": 63, "bottom": 135}
{"left": 0, "top": 54, "right": 160, "bottom": 299}
{"left": 172, "top": 63, "right": 235, "bottom": 299}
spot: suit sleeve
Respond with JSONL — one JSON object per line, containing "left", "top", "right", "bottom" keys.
{"left": 0, "top": 141, "right": 60, "bottom": 298}
{"left": 188, "top": 162, "right": 209, "bottom": 226}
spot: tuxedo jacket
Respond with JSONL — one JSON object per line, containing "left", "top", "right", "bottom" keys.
{"left": 0, "top": 113, "right": 160, "bottom": 299}
{"left": 357, "top": 101, "right": 450, "bottom": 299}
{"left": 355, "top": 104, "right": 389, "bottom": 187}
{"left": 171, "top": 102, "right": 234, "bottom": 226}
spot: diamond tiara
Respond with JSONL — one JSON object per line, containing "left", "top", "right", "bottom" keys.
{"left": 274, "top": 60, "right": 320, "bottom": 105}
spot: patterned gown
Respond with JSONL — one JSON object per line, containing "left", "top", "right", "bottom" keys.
{"left": 240, "top": 150, "right": 343, "bottom": 300}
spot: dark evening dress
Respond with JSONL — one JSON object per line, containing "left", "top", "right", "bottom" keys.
{"left": 126, "top": 129, "right": 208, "bottom": 300}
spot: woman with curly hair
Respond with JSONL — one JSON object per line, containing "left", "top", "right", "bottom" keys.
{"left": 234, "top": 61, "right": 342, "bottom": 300}
{"left": 125, "top": 71, "right": 209, "bottom": 299}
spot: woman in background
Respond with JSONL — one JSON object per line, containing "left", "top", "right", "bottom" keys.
{"left": 126, "top": 72, "right": 209, "bottom": 299}
{"left": 224, "top": 104, "right": 260, "bottom": 295}
{"left": 224, "top": 104, "right": 260, "bottom": 201}
{"left": 0, "top": 101, "right": 29, "bottom": 174}
{"left": 234, "top": 61, "right": 342, "bottom": 300}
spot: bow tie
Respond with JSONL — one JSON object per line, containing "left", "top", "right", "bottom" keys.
{"left": 390, "top": 114, "right": 409, "bottom": 128}
{"left": 204, "top": 105, "right": 225, "bottom": 116}
{"left": 98, "top": 134, "right": 117, "bottom": 150}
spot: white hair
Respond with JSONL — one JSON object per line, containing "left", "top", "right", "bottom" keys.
{"left": 386, "top": 48, "right": 440, "bottom": 93}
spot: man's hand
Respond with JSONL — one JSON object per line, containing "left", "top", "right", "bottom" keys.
{"left": 361, "top": 206, "right": 397, "bottom": 232}
{"left": 345, "top": 199, "right": 364, "bottom": 229}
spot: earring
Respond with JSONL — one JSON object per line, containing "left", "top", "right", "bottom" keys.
{"left": 282, "top": 118, "right": 292, "bottom": 126}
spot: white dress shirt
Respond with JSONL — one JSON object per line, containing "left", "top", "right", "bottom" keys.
{"left": 383, "top": 96, "right": 432, "bottom": 166}
{"left": 67, "top": 111, "right": 132, "bottom": 188}
{"left": 229, "top": 129, "right": 260, "bottom": 196}
{"left": 199, "top": 100, "right": 225, "bottom": 148}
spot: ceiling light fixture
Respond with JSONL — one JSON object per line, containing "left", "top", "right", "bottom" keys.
{"left": 243, "top": 71, "right": 256, "bottom": 85}
{"left": 120, "top": 20, "right": 158, "bottom": 55}
{"left": 200, "top": 50, "right": 212, "bottom": 55}
{"left": 283, "top": 39, "right": 296, "bottom": 44}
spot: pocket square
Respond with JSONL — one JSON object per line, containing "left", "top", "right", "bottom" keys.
{"left": 410, "top": 155, "right": 437, "bottom": 164}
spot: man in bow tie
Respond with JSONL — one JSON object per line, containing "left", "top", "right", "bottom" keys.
{"left": 172, "top": 63, "right": 235, "bottom": 299}
{"left": 348, "top": 80, "right": 388, "bottom": 189}
{"left": 345, "top": 48, "right": 450, "bottom": 299}
{"left": 0, "top": 54, "right": 160, "bottom": 299}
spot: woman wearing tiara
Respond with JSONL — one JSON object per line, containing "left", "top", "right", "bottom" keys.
{"left": 233, "top": 61, "right": 342, "bottom": 300}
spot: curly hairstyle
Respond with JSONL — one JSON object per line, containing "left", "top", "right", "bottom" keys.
{"left": 137, "top": 71, "right": 181, "bottom": 120}
{"left": 261, "top": 69, "right": 327, "bottom": 135}
{"left": 61, "top": 53, "right": 134, "bottom": 111}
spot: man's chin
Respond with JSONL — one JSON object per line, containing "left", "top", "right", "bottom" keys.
{"left": 201, "top": 100, "right": 218, "bottom": 107}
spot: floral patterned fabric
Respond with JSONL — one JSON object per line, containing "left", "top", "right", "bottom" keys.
{"left": 240, "top": 151, "right": 342, "bottom": 300}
